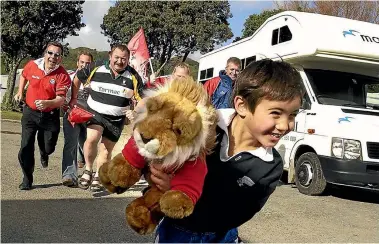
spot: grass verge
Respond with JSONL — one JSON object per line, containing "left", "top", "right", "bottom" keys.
{"left": 1, "top": 110, "right": 23, "bottom": 121}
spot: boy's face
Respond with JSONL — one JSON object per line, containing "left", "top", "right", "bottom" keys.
{"left": 236, "top": 97, "right": 301, "bottom": 148}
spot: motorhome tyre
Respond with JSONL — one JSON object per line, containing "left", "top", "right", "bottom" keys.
{"left": 295, "top": 152, "right": 327, "bottom": 196}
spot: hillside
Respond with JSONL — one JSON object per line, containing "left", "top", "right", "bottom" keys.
{"left": 1, "top": 47, "right": 199, "bottom": 80}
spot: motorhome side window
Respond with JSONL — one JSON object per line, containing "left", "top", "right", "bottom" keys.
{"left": 271, "top": 25, "right": 292, "bottom": 45}
{"left": 206, "top": 68, "right": 214, "bottom": 78}
{"left": 245, "top": 56, "right": 256, "bottom": 67}
{"left": 241, "top": 56, "right": 257, "bottom": 69}
{"left": 272, "top": 29, "right": 279, "bottom": 45}
{"left": 200, "top": 70, "right": 206, "bottom": 80}
{"left": 200, "top": 68, "right": 214, "bottom": 80}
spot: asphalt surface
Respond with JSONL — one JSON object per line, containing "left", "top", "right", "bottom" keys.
{"left": 1, "top": 120, "right": 379, "bottom": 243}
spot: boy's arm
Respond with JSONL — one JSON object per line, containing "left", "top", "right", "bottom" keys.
{"left": 249, "top": 159, "right": 283, "bottom": 215}
{"left": 170, "top": 158, "right": 207, "bottom": 205}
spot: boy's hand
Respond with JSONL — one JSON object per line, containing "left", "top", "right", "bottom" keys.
{"left": 150, "top": 163, "right": 172, "bottom": 192}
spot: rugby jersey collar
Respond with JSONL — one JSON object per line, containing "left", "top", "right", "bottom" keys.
{"left": 217, "top": 108, "right": 274, "bottom": 162}
{"left": 34, "top": 58, "right": 60, "bottom": 75}
{"left": 104, "top": 60, "right": 130, "bottom": 79}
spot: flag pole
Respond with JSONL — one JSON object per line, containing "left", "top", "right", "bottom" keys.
{"left": 154, "top": 58, "right": 168, "bottom": 76}
{"left": 149, "top": 58, "right": 155, "bottom": 76}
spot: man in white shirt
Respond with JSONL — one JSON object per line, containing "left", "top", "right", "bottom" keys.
{"left": 61, "top": 50, "right": 93, "bottom": 187}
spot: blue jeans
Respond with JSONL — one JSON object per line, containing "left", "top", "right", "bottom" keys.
{"left": 62, "top": 112, "right": 87, "bottom": 181}
{"left": 155, "top": 218, "right": 238, "bottom": 243}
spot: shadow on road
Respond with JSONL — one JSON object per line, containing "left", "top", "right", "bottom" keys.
{"left": 1, "top": 197, "right": 153, "bottom": 243}
{"left": 33, "top": 183, "right": 63, "bottom": 189}
{"left": 326, "top": 185, "right": 379, "bottom": 204}
{"left": 1, "top": 130, "right": 22, "bottom": 135}
{"left": 279, "top": 182, "right": 378, "bottom": 204}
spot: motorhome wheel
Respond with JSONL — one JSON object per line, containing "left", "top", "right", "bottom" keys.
{"left": 295, "top": 152, "right": 327, "bottom": 195}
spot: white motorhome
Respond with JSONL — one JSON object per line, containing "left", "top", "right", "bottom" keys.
{"left": 198, "top": 11, "right": 379, "bottom": 195}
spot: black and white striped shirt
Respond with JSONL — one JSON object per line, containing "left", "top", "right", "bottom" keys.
{"left": 77, "top": 61, "right": 143, "bottom": 116}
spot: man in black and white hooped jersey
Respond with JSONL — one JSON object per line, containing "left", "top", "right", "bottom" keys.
{"left": 70, "top": 44, "right": 144, "bottom": 191}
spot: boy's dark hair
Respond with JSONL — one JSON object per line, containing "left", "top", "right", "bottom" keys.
{"left": 110, "top": 43, "right": 130, "bottom": 56}
{"left": 45, "top": 41, "right": 64, "bottom": 55}
{"left": 232, "top": 59, "right": 304, "bottom": 112}
{"left": 77, "top": 50, "right": 94, "bottom": 62}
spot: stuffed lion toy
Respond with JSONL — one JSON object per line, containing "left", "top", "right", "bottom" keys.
{"left": 99, "top": 77, "right": 218, "bottom": 235}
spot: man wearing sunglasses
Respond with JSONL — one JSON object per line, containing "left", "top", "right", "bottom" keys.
{"left": 14, "top": 41, "right": 71, "bottom": 190}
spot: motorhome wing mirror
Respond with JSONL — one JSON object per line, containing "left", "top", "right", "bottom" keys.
{"left": 302, "top": 99, "right": 311, "bottom": 110}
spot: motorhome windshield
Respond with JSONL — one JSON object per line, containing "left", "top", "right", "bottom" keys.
{"left": 305, "top": 69, "right": 379, "bottom": 109}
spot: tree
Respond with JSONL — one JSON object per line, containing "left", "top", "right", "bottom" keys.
{"left": 232, "top": 36, "right": 242, "bottom": 43}
{"left": 101, "top": 1, "right": 233, "bottom": 69}
{"left": 242, "top": 9, "right": 283, "bottom": 38}
{"left": 1, "top": 1, "right": 85, "bottom": 109}
{"left": 275, "top": 1, "right": 379, "bottom": 24}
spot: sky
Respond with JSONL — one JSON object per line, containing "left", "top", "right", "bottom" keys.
{"left": 64, "top": 0, "right": 275, "bottom": 61}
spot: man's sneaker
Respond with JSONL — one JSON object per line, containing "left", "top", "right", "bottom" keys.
{"left": 41, "top": 155, "right": 49, "bottom": 168}
{"left": 62, "top": 178, "right": 77, "bottom": 187}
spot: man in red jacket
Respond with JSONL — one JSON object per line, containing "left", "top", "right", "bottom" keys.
{"left": 14, "top": 42, "right": 71, "bottom": 190}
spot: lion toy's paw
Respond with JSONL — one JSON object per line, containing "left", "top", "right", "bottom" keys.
{"left": 126, "top": 197, "right": 157, "bottom": 235}
{"left": 99, "top": 153, "right": 142, "bottom": 194}
{"left": 159, "top": 190, "right": 194, "bottom": 219}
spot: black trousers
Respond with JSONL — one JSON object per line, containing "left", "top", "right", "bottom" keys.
{"left": 18, "top": 105, "right": 60, "bottom": 184}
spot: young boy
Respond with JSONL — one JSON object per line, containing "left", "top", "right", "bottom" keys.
{"left": 150, "top": 59, "right": 304, "bottom": 243}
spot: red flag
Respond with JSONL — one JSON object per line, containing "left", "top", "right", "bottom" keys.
{"left": 128, "top": 28, "right": 150, "bottom": 84}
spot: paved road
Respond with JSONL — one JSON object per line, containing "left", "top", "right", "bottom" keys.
{"left": 1, "top": 120, "right": 379, "bottom": 242}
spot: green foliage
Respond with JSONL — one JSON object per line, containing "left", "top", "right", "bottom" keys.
{"left": 101, "top": 1, "right": 233, "bottom": 66}
{"left": 1, "top": 1, "right": 85, "bottom": 60}
{"left": 154, "top": 56, "right": 199, "bottom": 80}
{"left": 368, "top": 84, "right": 379, "bottom": 93}
{"left": 0, "top": 86, "right": 26, "bottom": 112}
{"left": 1, "top": 1, "right": 85, "bottom": 110}
{"left": 60, "top": 47, "right": 109, "bottom": 71}
{"left": 0, "top": 111, "right": 23, "bottom": 121}
{"left": 242, "top": 9, "right": 283, "bottom": 38}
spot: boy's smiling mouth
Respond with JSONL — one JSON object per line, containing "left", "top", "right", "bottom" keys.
{"left": 271, "top": 133, "right": 283, "bottom": 139}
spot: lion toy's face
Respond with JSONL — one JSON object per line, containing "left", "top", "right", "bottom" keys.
{"left": 133, "top": 78, "right": 217, "bottom": 170}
